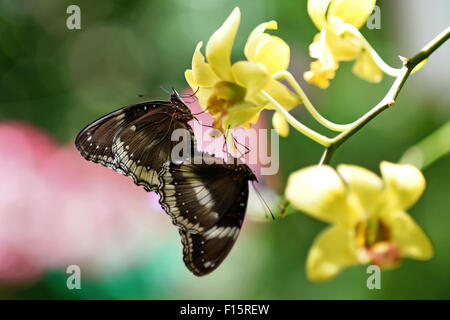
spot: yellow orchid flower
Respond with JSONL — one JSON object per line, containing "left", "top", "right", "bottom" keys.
{"left": 185, "top": 7, "right": 301, "bottom": 136}
{"left": 304, "top": 0, "right": 382, "bottom": 88}
{"left": 285, "top": 161, "right": 433, "bottom": 282}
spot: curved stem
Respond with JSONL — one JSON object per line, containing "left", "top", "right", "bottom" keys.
{"left": 261, "top": 90, "right": 332, "bottom": 147}
{"left": 337, "top": 24, "right": 402, "bottom": 77}
{"left": 272, "top": 70, "right": 353, "bottom": 132}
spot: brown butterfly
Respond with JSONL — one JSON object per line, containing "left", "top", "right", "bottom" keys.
{"left": 75, "top": 90, "right": 257, "bottom": 276}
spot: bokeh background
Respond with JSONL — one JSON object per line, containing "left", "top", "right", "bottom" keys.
{"left": 0, "top": 0, "right": 449, "bottom": 299}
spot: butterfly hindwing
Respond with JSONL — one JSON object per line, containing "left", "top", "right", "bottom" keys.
{"left": 158, "top": 154, "right": 251, "bottom": 231}
{"left": 158, "top": 153, "right": 256, "bottom": 275}
{"left": 179, "top": 180, "right": 249, "bottom": 276}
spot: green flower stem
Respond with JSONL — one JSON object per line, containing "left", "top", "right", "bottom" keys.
{"left": 272, "top": 70, "right": 353, "bottom": 132}
{"left": 399, "top": 120, "right": 450, "bottom": 170}
{"left": 337, "top": 24, "right": 402, "bottom": 77}
{"left": 261, "top": 90, "right": 332, "bottom": 147}
{"left": 320, "top": 26, "right": 450, "bottom": 165}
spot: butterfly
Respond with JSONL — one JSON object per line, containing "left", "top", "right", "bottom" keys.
{"left": 157, "top": 153, "right": 257, "bottom": 276}
{"left": 75, "top": 89, "right": 196, "bottom": 191}
{"left": 75, "top": 90, "right": 258, "bottom": 276}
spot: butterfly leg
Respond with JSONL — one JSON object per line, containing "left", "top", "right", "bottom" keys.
{"left": 231, "top": 132, "right": 250, "bottom": 159}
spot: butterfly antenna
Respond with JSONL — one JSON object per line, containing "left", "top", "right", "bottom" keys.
{"left": 193, "top": 86, "right": 200, "bottom": 95}
{"left": 197, "top": 121, "right": 215, "bottom": 129}
{"left": 181, "top": 86, "right": 200, "bottom": 99}
{"left": 192, "top": 115, "right": 213, "bottom": 130}
{"left": 180, "top": 87, "right": 200, "bottom": 104}
{"left": 160, "top": 85, "right": 171, "bottom": 95}
{"left": 192, "top": 109, "right": 207, "bottom": 116}
{"left": 251, "top": 182, "right": 275, "bottom": 220}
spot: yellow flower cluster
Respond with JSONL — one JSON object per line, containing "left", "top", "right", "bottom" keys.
{"left": 286, "top": 161, "right": 433, "bottom": 281}
{"left": 304, "top": 0, "right": 382, "bottom": 88}
{"left": 185, "top": 7, "right": 300, "bottom": 137}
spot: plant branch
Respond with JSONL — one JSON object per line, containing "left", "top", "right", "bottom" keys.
{"left": 319, "top": 26, "right": 450, "bottom": 164}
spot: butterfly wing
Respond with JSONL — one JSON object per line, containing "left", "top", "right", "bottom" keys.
{"left": 158, "top": 154, "right": 250, "bottom": 231}
{"left": 113, "top": 108, "right": 195, "bottom": 191}
{"left": 158, "top": 154, "right": 256, "bottom": 275}
{"left": 75, "top": 101, "right": 195, "bottom": 191}
{"left": 75, "top": 101, "right": 167, "bottom": 169}
{"left": 178, "top": 180, "right": 249, "bottom": 276}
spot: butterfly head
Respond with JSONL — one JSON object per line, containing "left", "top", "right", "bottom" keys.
{"left": 170, "top": 88, "right": 194, "bottom": 121}
{"left": 170, "top": 88, "right": 181, "bottom": 99}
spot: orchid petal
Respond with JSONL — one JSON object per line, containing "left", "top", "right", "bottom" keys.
{"left": 387, "top": 211, "right": 433, "bottom": 260}
{"left": 231, "top": 61, "right": 270, "bottom": 101}
{"left": 328, "top": 0, "right": 376, "bottom": 29}
{"left": 380, "top": 161, "right": 426, "bottom": 211}
{"left": 263, "top": 79, "right": 301, "bottom": 111}
{"left": 206, "top": 7, "right": 241, "bottom": 82}
{"left": 272, "top": 111, "right": 289, "bottom": 137}
{"left": 185, "top": 70, "right": 214, "bottom": 110}
{"left": 307, "top": 225, "right": 359, "bottom": 282}
{"left": 337, "top": 164, "right": 383, "bottom": 218}
{"left": 252, "top": 35, "right": 290, "bottom": 75}
{"left": 244, "top": 20, "right": 278, "bottom": 61}
{"left": 286, "top": 165, "right": 359, "bottom": 226}
{"left": 352, "top": 50, "right": 383, "bottom": 83}
{"left": 192, "top": 41, "right": 220, "bottom": 87}
{"left": 307, "top": 0, "right": 332, "bottom": 30}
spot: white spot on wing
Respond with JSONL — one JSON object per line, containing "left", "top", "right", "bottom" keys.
{"left": 193, "top": 185, "right": 214, "bottom": 210}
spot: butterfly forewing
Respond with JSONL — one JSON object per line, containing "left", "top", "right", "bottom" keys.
{"left": 113, "top": 105, "right": 196, "bottom": 191}
{"left": 76, "top": 108, "right": 135, "bottom": 169}
{"left": 75, "top": 99, "right": 195, "bottom": 191}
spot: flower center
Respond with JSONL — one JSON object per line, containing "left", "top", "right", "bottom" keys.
{"left": 356, "top": 219, "right": 401, "bottom": 267}
{"left": 206, "top": 81, "right": 246, "bottom": 130}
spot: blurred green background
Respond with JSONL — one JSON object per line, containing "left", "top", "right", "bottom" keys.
{"left": 0, "top": 0, "right": 449, "bottom": 299}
